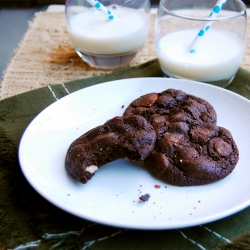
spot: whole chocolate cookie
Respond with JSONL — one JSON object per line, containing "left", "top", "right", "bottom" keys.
{"left": 123, "top": 89, "right": 217, "bottom": 139}
{"left": 65, "top": 115, "right": 156, "bottom": 184}
{"left": 144, "top": 122, "right": 239, "bottom": 186}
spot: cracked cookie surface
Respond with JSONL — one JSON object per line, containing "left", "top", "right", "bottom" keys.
{"left": 144, "top": 122, "right": 239, "bottom": 186}
{"left": 124, "top": 89, "right": 238, "bottom": 186}
{"left": 123, "top": 88, "right": 217, "bottom": 140}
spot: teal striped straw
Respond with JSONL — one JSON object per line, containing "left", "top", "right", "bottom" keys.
{"left": 86, "top": 0, "right": 116, "bottom": 20}
{"left": 189, "top": 0, "right": 227, "bottom": 53}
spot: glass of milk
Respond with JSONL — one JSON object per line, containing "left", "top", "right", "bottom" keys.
{"left": 65, "top": 0, "right": 151, "bottom": 70}
{"left": 154, "top": 0, "right": 247, "bottom": 87}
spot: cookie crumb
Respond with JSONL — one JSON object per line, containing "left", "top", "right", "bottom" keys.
{"left": 154, "top": 185, "right": 161, "bottom": 189}
{"left": 139, "top": 193, "right": 150, "bottom": 202}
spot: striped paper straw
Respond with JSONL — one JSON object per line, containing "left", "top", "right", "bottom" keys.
{"left": 86, "top": 0, "right": 116, "bottom": 20}
{"left": 189, "top": 0, "right": 227, "bottom": 53}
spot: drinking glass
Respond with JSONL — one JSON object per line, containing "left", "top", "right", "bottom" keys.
{"left": 154, "top": 0, "right": 247, "bottom": 87}
{"left": 65, "top": 0, "right": 151, "bottom": 70}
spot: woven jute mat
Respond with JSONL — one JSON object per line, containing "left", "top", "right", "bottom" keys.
{"left": 1, "top": 10, "right": 250, "bottom": 99}
{"left": 0, "top": 11, "right": 156, "bottom": 100}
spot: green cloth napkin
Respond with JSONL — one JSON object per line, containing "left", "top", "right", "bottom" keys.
{"left": 1, "top": 59, "right": 250, "bottom": 250}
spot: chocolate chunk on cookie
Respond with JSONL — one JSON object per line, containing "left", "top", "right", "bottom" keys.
{"left": 123, "top": 89, "right": 217, "bottom": 139}
{"left": 65, "top": 115, "right": 156, "bottom": 184}
{"left": 144, "top": 122, "right": 239, "bottom": 186}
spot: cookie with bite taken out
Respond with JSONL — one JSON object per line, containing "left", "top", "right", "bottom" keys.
{"left": 65, "top": 115, "right": 156, "bottom": 184}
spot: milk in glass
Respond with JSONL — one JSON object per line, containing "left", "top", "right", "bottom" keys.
{"left": 156, "top": 28, "right": 245, "bottom": 82}
{"left": 67, "top": 5, "right": 150, "bottom": 68}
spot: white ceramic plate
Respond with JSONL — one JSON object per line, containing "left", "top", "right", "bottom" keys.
{"left": 19, "top": 78, "right": 250, "bottom": 230}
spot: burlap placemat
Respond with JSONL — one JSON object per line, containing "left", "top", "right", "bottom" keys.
{"left": 0, "top": 11, "right": 156, "bottom": 100}
{"left": 0, "top": 10, "right": 250, "bottom": 99}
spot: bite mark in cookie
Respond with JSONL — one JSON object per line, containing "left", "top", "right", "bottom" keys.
{"left": 65, "top": 115, "right": 156, "bottom": 184}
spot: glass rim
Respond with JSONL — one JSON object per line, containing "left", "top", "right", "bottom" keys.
{"left": 159, "top": 0, "right": 246, "bottom": 22}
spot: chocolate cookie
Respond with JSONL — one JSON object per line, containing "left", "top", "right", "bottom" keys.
{"left": 65, "top": 115, "right": 156, "bottom": 184}
{"left": 144, "top": 122, "right": 239, "bottom": 186}
{"left": 124, "top": 88, "right": 238, "bottom": 186}
{"left": 123, "top": 89, "right": 217, "bottom": 139}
